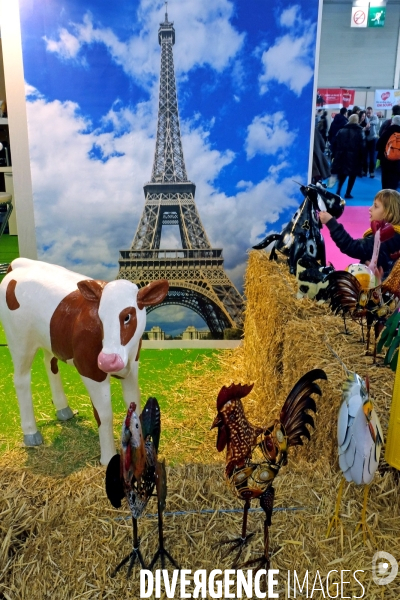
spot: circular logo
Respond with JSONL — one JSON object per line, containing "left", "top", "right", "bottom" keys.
{"left": 353, "top": 10, "right": 366, "bottom": 25}
{"left": 372, "top": 551, "right": 398, "bottom": 586}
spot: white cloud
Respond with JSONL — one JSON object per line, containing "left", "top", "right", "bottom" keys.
{"left": 26, "top": 91, "right": 156, "bottom": 280}
{"left": 245, "top": 112, "right": 296, "bottom": 159}
{"left": 43, "top": 28, "right": 83, "bottom": 61}
{"left": 258, "top": 5, "right": 316, "bottom": 96}
{"left": 25, "top": 87, "right": 301, "bottom": 291}
{"left": 280, "top": 5, "right": 300, "bottom": 28}
{"left": 43, "top": 1, "right": 245, "bottom": 87}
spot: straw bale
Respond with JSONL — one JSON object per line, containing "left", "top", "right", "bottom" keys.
{"left": 0, "top": 461, "right": 399, "bottom": 599}
{"left": 242, "top": 251, "right": 396, "bottom": 465}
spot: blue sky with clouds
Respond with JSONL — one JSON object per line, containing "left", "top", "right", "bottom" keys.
{"left": 19, "top": 0, "right": 319, "bottom": 335}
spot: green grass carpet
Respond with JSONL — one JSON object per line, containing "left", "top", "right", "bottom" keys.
{"left": 0, "top": 234, "right": 19, "bottom": 266}
{"left": 0, "top": 320, "right": 222, "bottom": 473}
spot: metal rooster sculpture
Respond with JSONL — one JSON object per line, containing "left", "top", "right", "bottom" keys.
{"left": 211, "top": 369, "right": 327, "bottom": 569}
{"left": 376, "top": 257, "right": 400, "bottom": 370}
{"left": 327, "top": 370, "right": 384, "bottom": 542}
{"left": 253, "top": 183, "right": 344, "bottom": 274}
{"left": 326, "top": 221, "right": 399, "bottom": 361}
{"left": 105, "top": 398, "right": 179, "bottom": 576}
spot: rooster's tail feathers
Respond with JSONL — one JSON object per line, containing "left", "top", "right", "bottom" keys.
{"left": 280, "top": 369, "right": 327, "bottom": 447}
{"left": 140, "top": 397, "right": 161, "bottom": 453}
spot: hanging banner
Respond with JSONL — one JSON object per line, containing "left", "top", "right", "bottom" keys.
{"left": 375, "top": 89, "right": 400, "bottom": 109}
{"left": 316, "top": 89, "right": 355, "bottom": 108}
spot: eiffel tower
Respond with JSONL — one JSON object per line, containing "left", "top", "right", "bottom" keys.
{"left": 118, "top": 7, "right": 244, "bottom": 337}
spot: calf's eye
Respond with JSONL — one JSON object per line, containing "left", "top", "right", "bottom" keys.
{"left": 124, "top": 314, "right": 131, "bottom": 324}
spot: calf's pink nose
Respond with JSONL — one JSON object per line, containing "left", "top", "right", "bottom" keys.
{"left": 98, "top": 352, "right": 125, "bottom": 373}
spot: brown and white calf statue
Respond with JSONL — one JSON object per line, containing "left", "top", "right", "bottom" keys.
{"left": 0, "top": 258, "right": 169, "bottom": 465}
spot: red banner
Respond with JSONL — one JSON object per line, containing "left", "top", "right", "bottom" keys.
{"left": 316, "top": 89, "right": 355, "bottom": 108}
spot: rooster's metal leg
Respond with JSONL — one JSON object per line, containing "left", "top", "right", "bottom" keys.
{"left": 326, "top": 476, "right": 344, "bottom": 538}
{"left": 214, "top": 497, "right": 255, "bottom": 568}
{"left": 341, "top": 314, "right": 351, "bottom": 336}
{"left": 355, "top": 485, "right": 374, "bottom": 544}
{"left": 366, "top": 325, "right": 371, "bottom": 353}
{"left": 148, "top": 503, "right": 180, "bottom": 570}
{"left": 240, "top": 486, "right": 275, "bottom": 572}
{"left": 111, "top": 517, "right": 146, "bottom": 578}
{"left": 372, "top": 320, "right": 385, "bottom": 365}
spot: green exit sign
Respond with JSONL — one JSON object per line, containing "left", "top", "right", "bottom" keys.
{"left": 368, "top": 5, "right": 386, "bottom": 27}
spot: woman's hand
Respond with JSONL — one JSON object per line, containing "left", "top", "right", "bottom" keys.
{"left": 319, "top": 211, "right": 333, "bottom": 225}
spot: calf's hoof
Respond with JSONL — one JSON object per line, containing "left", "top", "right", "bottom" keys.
{"left": 56, "top": 407, "right": 74, "bottom": 421}
{"left": 23, "top": 431, "right": 43, "bottom": 446}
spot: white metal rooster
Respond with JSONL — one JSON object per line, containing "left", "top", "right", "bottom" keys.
{"left": 327, "top": 370, "right": 384, "bottom": 541}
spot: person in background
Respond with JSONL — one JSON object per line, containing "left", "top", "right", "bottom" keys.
{"left": 331, "top": 114, "right": 365, "bottom": 199}
{"left": 348, "top": 105, "right": 361, "bottom": 118}
{"left": 315, "top": 109, "right": 323, "bottom": 126}
{"left": 376, "top": 115, "right": 400, "bottom": 190}
{"left": 379, "top": 105, "right": 400, "bottom": 137}
{"left": 312, "top": 128, "right": 331, "bottom": 183}
{"left": 358, "top": 110, "right": 370, "bottom": 176}
{"left": 359, "top": 110, "right": 368, "bottom": 129}
{"left": 318, "top": 110, "right": 328, "bottom": 143}
{"left": 328, "top": 107, "right": 348, "bottom": 156}
{"left": 319, "top": 189, "right": 400, "bottom": 277}
{"left": 362, "top": 106, "right": 379, "bottom": 178}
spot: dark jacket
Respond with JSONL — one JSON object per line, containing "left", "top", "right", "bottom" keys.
{"left": 376, "top": 123, "right": 400, "bottom": 174}
{"left": 318, "top": 115, "right": 328, "bottom": 140}
{"left": 331, "top": 123, "right": 365, "bottom": 177}
{"left": 379, "top": 118, "right": 392, "bottom": 137}
{"left": 326, "top": 218, "right": 400, "bottom": 275}
{"left": 328, "top": 114, "right": 348, "bottom": 144}
{"left": 312, "top": 128, "right": 331, "bottom": 180}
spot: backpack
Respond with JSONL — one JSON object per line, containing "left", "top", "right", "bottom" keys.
{"left": 385, "top": 132, "right": 400, "bottom": 161}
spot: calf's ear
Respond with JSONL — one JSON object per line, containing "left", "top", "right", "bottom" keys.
{"left": 137, "top": 279, "right": 169, "bottom": 309}
{"left": 78, "top": 280, "right": 107, "bottom": 302}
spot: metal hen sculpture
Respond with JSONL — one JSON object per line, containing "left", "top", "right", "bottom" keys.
{"left": 327, "top": 371, "right": 383, "bottom": 542}
{"left": 211, "top": 369, "right": 327, "bottom": 569}
{"left": 105, "top": 398, "right": 179, "bottom": 576}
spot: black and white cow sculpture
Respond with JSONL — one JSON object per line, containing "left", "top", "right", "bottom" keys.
{"left": 253, "top": 184, "right": 345, "bottom": 275}
{"left": 296, "top": 256, "right": 335, "bottom": 303}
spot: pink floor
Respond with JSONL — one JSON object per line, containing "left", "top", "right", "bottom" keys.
{"left": 322, "top": 206, "right": 370, "bottom": 270}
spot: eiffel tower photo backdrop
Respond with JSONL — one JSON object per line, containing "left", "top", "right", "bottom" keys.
{"left": 19, "top": 2, "right": 319, "bottom": 315}
{"left": 118, "top": 10, "right": 244, "bottom": 337}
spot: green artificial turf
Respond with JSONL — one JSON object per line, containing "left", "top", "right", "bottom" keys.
{"left": 0, "top": 320, "right": 221, "bottom": 473}
{"left": 0, "top": 234, "right": 19, "bottom": 279}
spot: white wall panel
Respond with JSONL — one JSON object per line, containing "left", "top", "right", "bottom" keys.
{"left": 319, "top": 2, "right": 400, "bottom": 89}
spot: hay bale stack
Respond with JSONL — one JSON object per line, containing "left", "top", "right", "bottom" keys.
{"left": 242, "top": 251, "right": 299, "bottom": 401}
{"left": 242, "top": 250, "right": 395, "bottom": 464}
{"left": 1, "top": 459, "right": 399, "bottom": 599}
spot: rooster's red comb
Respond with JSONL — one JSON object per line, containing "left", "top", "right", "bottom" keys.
{"left": 125, "top": 402, "right": 137, "bottom": 426}
{"left": 217, "top": 382, "right": 254, "bottom": 410}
